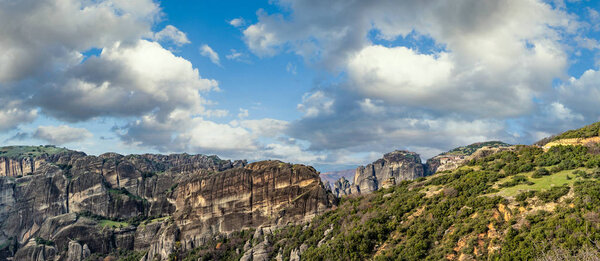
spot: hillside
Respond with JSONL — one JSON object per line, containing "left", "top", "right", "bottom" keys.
{"left": 537, "top": 122, "right": 600, "bottom": 148}
{"left": 178, "top": 144, "right": 600, "bottom": 260}
{"left": 426, "top": 141, "right": 513, "bottom": 174}
{"left": 551, "top": 122, "right": 600, "bottom": 141}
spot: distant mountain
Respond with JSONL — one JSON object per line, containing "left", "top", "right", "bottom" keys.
{"left": 320, "top": 169, "right": 355, "bottom": 184}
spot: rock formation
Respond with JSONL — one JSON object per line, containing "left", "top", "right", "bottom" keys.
{"left": 353, "top": 150, "right": 426, "bottom": 194}
{"left": 330, "top": 177, "right": 355, "bottom": 197}
{"left": 426, "top": 142, "right": 512, "bottom": 174}
{"left": 0, "top": 146, "right": 334, "bottom": 260}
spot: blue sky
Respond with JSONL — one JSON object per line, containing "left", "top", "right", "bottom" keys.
{"left": 0, "top": 0, "right": 600, "bottom": 172}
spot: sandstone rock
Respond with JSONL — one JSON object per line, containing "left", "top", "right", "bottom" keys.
{"left": 174, "top": 161, "right": 335, "bottom": 250}
{"left": 353, "top": 150, "right": 426, "bottom": 194}
{"left": 0, "top": 146, "right": 332, "bottom": 260}
{"left": 331, "top": 177, "right": 353, "bottom": 197}
{"left": 13, "top": 240, "right": 57, "bottom": 261}
{"left": 67, "top": 241, "right": 83, "bottom": 261}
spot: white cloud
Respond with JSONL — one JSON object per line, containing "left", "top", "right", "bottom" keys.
{"left": 229, "top": 18, "right": 246, "bottom": 27}
{"left": 243, "top": 22, "right": 281, "bottom": 57}
{"left": 238, "top": 108, "right": 249, "bottom": 119}
{"left": 239, "top": 119, "right": 289, "bottom": 137}
{"left": 348, "top": 46, "right": 453, "bottom": 106}
{"left": 200, "top": 44, "right": 221, "bottom": 66}
{"left": 558, "top": 69, "right": 600, "bottom": 120}
{"left": 36, "top": 40, "right": 218, "bottom": 121}
{"left": 358, "top": 98, "right": 384, "bottom": 114}
{"left": 0, "top": 104, "right": 37, "bottom": 131}
{"left": 296, "top": 91, "right": 334, "bottom": 118}
{"left": 244, "top": 0, "right": 571, "bottom": 118}
{"left": 548, "top": 102, "right": 584, "bottom": 121}
{"left": 154, "top": 25, "right": 191, "bottom": 46}
{"left": 226, "top": 49, "right": 243, "bottom": 60}
{"left": 0, "top": 0, "right": 159, "bottom": 83}
{"left": 118, "top": 109, "right": 315, "bottom": 162}
{"left": 34, "top": 125, "right": 92, "bottom": 145}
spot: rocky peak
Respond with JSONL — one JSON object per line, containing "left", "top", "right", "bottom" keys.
{"left": 382, "top": 150, "right": 421, "bottom": 163}
{"left": 352, "top": 150, "right": 425, "bottom": 194}
{"left": 330, "top": 177, "right": 355, "bottom": 197}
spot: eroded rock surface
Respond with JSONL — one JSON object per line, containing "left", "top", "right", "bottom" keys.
{"left": 353, "top": 150, "right": 426, "bottom": 194}
{"left": 0, "top": 146, "right": 335, "bottom": 260}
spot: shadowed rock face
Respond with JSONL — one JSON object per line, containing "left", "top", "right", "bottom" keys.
{"left": 0, "top": 146, "right": 335, "bottom": 260}
{"left": 353, "top": 150, "right": 426, "bottom": 194}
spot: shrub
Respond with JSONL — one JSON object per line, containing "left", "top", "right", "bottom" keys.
{"left": 532, "top": 168, "right": 550, "bottom": 178}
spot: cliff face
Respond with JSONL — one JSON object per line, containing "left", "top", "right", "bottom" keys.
{"left": 0, "top": 146, "right": 334, "bottom": 260}
{"left": 353, "top": 150, "right": 426, "bottom": 194}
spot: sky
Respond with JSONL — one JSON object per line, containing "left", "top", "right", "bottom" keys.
{"left": 1, "top": 0, "right": 600, "bottom": 172}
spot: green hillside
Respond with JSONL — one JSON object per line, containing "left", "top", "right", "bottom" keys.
{"left": 0, "top": 145, "right": 72, "bottom": 159}
{"left": 177, "top": 144, "right": 600, "bottom": 260}
{"left": 551, "top": 121, "right": 600, "bottom": 141}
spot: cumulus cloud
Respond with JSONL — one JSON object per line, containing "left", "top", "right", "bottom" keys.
{"left": 245, "top": 0, "right": 571, "bottom": 118}
{"left": 0, "top": 102, "right": 37, "bottom": 131}
{"left": 154, "top": 25, "right": 191, "bottom": 46}
{"left": 34, "top": 125, "right": 92, "bottom": 145}
{"left": 200, "top": 44, "right": 221, "bottom": 66}
{"left": 118, "top": 109, "right": 305, "bottom": 161}
{"left": 236, "top": 0, "right": 585, "bottom": 163}
{"left": 288, "top": 89, "right": 511, "bottom": 159}
{"left": 35, "top": 40, "right": 218, "bottom": 121}
{"left": 0, "top": 0, "right": 158, "bottom": 83}
{"left": 0, "top": 0, "right": 165, "bottom": 128}
{"left": 558, "top": 69, "right": 600, "bottom": 120}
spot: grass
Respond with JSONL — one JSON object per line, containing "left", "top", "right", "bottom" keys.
{"left": 0, "top": 145, "right": 71, "bottom": 159}
{"left": 494, "top": 168, "right": 584, "bottom": 197}
{"left": 98, "top": 219, "right": 129, "bottom": 228}
{"left": 140, "top": 216, "right": 170, "bottom": 227}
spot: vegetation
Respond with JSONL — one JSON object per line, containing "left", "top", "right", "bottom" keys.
{"left": 98, "top": 219, "right": 129, "bottom": 229}
{"left": 0, "top": 145, "right": 71, "bottom": 159}
{"left": 551, "top": 121, "right": 600, "bottom": 141}
{"left": 442, "top": 141, "right": 511, "bottom": 156}
{"left": 180, "top": 142, "right": 600, "bottom": 260}
{"left": 34, "top": 237, "right": 54, "bottom": 246}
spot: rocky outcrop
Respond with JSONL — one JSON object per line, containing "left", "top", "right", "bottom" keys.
{"left": 330, "top": 177, "right": 356, "bottom": 197}
{"left": 426, "top": 143, "right": 513, "bottom": 174}
{"left": 425, "top": 155, "right": 468, "bottom": 174}
{"left": 66, "top": 241, "right": 90, "bottom": 261}
{"left": 353, "top": 150, "right": 426, "bottom": 194}
{"left": 0, "top": 146, "right": 335, "bottom": 260}
{"left": 171, "top": 161, "right": 335, "bottom": 254}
